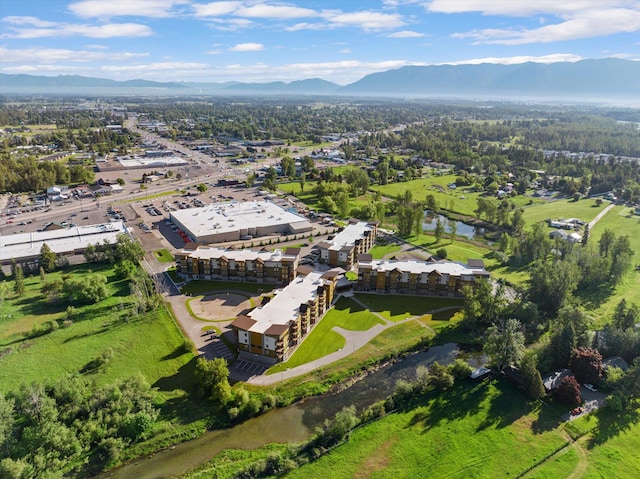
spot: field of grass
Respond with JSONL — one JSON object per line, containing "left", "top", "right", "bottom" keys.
{"left": 285, "top": 380, "right": 570, "bottom": 479}
{"left": 584, "top": 205, "right": 640, "bottom": 325}
{"left": 369, "top": 243, "right": 402, "bottom": 259}
{"left": 520, "top": 197, "right": 608, "bottom": 227}
{"left": 181, "top": 280, "right": 276, "bottom": 295}
{"left": 354, "top": 293, "right": 462, "bottom": 323}
{"left": 268, "top": 297, "right": 384, "bottom": 373}
{"left": 154, "top": 248, "right": 175, "bottom": 263}
{"left": 0, "top": 265, "right": 193, "bottom": 398}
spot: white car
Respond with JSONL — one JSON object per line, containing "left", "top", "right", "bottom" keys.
{"left": 584, "top": 383, "right": 597, "bottom": 392}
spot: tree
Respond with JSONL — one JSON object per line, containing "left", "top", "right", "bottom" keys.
{"left": 484, "top": 318, "right": 525, "bottom": 370}
{"left": 429, "top": 362, "right": 454, "bottom": 389}
{"left": 609, "top": 235, "right": 634, "bottom": 284}
{"left": 63, "top": 274, "right": 108, "bottom": 304}
{"left": 499, "top": 232, "right": 510, "bottom": 252}
{"left": 195, "top": 357, "right": 232, "bottom": 404}
{"left": 115, "top": 234, "right": 145, "bottom": 264}
{"left": 0, "top": 281, "right": 9, "bottom": 306}
{"left": 449, "top": 219, "right": 457, "bottom": 243}
{"left": 598, "top": 229, "right": 615, "bottom": 257}
{"left": 556, "top": 375, "right": 582, "bottom": 408}
{"left": 520, "top": 353, "right": 546, "bottom": 399}
{"left": 299, "top": 171, "right": 306, "bottom": 192}
{"left": 39, "top": 243, "right": 57, "bottom": 273}
{"left": 13, "top": 265, "right": 24, "bottom": 297}
{"left": 336, "top": 191, "right": 350, "bottom": 218}
{"left": 569, "top": 347, "right": 603, "bottom": 384}
{"left": 613, "top": 299, "right": 639, "bottom": 330}
{"left": 116, "top": 178, "right": 125, "bottom": 186}
{"left": 196, "top": 183, "right": 207, "bottom": 193}
{"left": 434, "top": 218, "right": 445, "bottom": 243}
{"left": 581, "top": 224, "right": 590, "bottom": 247}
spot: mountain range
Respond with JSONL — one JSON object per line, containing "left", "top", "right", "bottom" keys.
{"left": 1, "top": 58, "right": 639, "bottom": 101}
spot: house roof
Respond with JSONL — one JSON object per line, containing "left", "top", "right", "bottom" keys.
{"left": 542, "top": 369, "right": 574, "bottom": 390}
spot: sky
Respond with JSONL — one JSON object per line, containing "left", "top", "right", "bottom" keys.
{"left": 1, "top": 0, "right": 640, "bottom": 85}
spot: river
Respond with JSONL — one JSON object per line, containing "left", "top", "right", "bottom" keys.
{"left": 101, "top": 343, "right": 475, "bottom": 479}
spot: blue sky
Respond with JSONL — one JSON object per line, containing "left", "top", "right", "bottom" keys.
{"left": 1, "top": 0, "right": 639, "bottom": 84}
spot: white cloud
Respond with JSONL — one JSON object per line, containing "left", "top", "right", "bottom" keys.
{"left": 100, "top": 61, "right": 211, "bottom": 72}
{"left": 339, "top": 49, "right": 351, "bottom": 54}
{"left": 426, "top": 1, "right": 640, "bottom": 44}
{"left": 285, "top": 22, "right": 326, "bottom": 31}
{"left": 0, "top": 16, "right": 153, "bottom": 38}
{"left": 324, "top": 10, "right": 405, "bottom": 30}
{"left": 425, "top": 0, "right": 617, "bottom": 17}
{"left": 229, "top": 42, "right": 265, "bottom": 52}
{"left": 388, "top": 30, "right": 424, "bottom": 38}
{"left": 443, "top": 54, "right": 584, "bottom": 65}
{"left": 192, "top": 1, "right": 243, "bottom": 17}
{"left": 207, "top": 17, "right": 254, "bottom": 31}
{"left": 0, "top": 46, "right": 149, "bottom": 64}
{"left": 454, "top": 8, "right": 640, "bottom": 44}
{"left": 206, "top": 49, "right": 223, "bottom": 54}
{"left": 69, "top": 0, "right": 188, "bottom": 18}
{"left": 235, "top": 4, "right": 316, "bottom": 19}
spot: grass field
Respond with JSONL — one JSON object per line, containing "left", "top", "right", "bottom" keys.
{"left": 584, "top": 205, "right": 640, "bottom": 325}
{"left": 181, "top": 280, "right": 276, "bottom": 295}
{"left": 369, "top": 243, "right": 402, "bottom": 259}
{"left": 520, "top": 197, "right": 608, "bottom": 227}
{"left": 354, "top": 293, "right": 462, "bottom": 323}
{"left": 0, "top": 265, "right": 193, "bottom": 398}
{"left": 154, "top": 248, "right": 175, "bottom": 263}
{"left": 268, "top": 297, "right": 384, "bottom": 373}
{"left": 285, "top": 380, "right": 570, "bottom": 479}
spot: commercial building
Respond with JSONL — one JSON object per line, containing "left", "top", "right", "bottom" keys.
{"left": 169, "top": 201, "right": 312, "bottom": 244}
{"left": 230, "top": 270, "right": 337, "bottom": 363}
{"left": 355, "top": 257, "right": 489, "bottom": 296}
{"left": 0, "top": 221, "right": 129, "bottom": 265}
{"left": 316, "top": 220, "right": 377, "bottom": 269}
{"left": 175, "top": 244, "right": 300, "bottom": 284}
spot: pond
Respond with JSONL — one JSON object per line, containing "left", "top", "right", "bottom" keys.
{"left": 101, "top": 343, "right": 479, "bottom": 479}
{"left": 422, "top": 212, "right": 485, "bottom": 240}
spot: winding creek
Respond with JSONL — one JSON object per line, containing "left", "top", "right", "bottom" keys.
{"left": 102, "top": 343, "right": 477, "bottom": 478}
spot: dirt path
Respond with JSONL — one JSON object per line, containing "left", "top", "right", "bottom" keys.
{"left": 588, "top": 203, "right": 615, "bottom": 228}
{"left": 567, "top": 437, "right": 589, "bottom": 479}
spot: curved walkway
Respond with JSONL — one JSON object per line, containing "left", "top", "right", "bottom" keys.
{"left": 244, "top": 293, "right": 456, "bottom": 386}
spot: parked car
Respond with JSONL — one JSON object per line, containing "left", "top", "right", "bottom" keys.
{"left": 584, "top": 384, "right": 597, "bottom": 392}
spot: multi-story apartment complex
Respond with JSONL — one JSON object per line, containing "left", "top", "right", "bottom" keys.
{"left": 355, "top": 256, "right": 488, "bottom": 296}
{"left": 230, "top": 270, "right": 337, "bottom": 363}
{"left": 175, "top": 244, "right": 300, "bottom": 284}
{"left": 316, "top": 220, "right": 377, "bottom": 269}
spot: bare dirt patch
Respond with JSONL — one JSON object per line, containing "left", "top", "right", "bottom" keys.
{"left": 190, "top": 293, "right": 252, "bottom": 320}
{"left": 354, "top": 436, "right": 398, "bottom": 479}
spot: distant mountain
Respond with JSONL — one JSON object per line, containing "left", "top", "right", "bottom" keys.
{"left": 0, "top": 74, "right": 188, "bottom": 90}
{"left": 339, "top": 59, "right": 640, "bottom": 100}
{"left": 1, "top": 59, "right": 638, "bottom": 100}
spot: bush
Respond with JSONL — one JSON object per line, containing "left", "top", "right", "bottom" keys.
{"left": 436, "top": 247, "right": 448, "bottom": 259}
{"left": 181, "top": 338, "right": 195, "bottom": 354}
{"left": 449, "top": 358, "right": 473, "bottom": 379}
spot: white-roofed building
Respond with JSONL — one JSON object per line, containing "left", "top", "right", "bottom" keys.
{"left": 0, "top": 221, "right": 130, "bottom": 265}
{"left": 355, "top": 257, "right": 489, "bottom": 297}
{"left": 230, "top": 270, "right": 337, "bottom": 363}
{"left": 169, "top": 201, "right": 312, "bottom": 244}
{"left": 175, "top": 244, "right": 300, "bottom": 284}
{"left": 316, "top": 219, "right": 377, "bottom": 269}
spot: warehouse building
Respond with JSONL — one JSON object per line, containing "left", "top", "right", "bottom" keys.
{"left": 316, "top": 220, "right": 377, "bottom": 269}
{"left": 0, "top": 221, "right": 130, "bottom": 265}
{"left": 169, "top": 201, "right": 312, "bottom": 244}
{"left": 231, "top": 269, "right": 337, "bottom": 363}
{"left": 175, "top": 244, "right": 300, "bottom": 284}
{"left": 355, "top": 257, "right": 488, "bottom": 297}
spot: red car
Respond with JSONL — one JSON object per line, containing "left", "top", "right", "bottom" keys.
{"left": 570, "top": 407, "right": 584, "bottom": 415}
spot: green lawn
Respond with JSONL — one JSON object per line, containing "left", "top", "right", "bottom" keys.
{"left": 354, "top": 293, "right": 463, "bottom": 322}
{"left": 585, "top": 205, "right": 640, "bottom": 325}
{"left": 154, "top": 248, "right": 175, "bottom": 263}
{"left": 285, "top": 380, "right": 570, "bottom": 479}
{"left": 267, "top": 297, "right": 384, "bottom": 373}
{"left": 181, "top": 280, "right": 276, "bottom": 295}
{"left": 369, "top": 243, "right": 402, "bottom": 259}
{"left": 521, "top": 198, "right": 607, "bottom": 227}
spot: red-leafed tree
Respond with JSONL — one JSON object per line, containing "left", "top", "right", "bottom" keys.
{"left": 556, "top": 375, "right": 582, "bottom": 407}
{"left": 569, "top": 347, "right": 603, "bottom": 384}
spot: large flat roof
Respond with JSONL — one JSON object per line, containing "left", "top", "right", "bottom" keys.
{"left": 359, "top": 259, "right": 488, "bottom": 276}
{"left": 118, "top": 156, "right": 188, "bottom": 168}
{"left": 179, "top": 245, "right": 299, "bottom": 262}
{"left": 171, "top": 201, "right": 310, "bottom": 239}
{"left": 324, "top": 222, "right": 374, "bottom": 251}
{"left": 247, "top": 271, "right": 327, "bottom": 334}
{"left": 0, "top": 221, "right": 129, "bottom": 262}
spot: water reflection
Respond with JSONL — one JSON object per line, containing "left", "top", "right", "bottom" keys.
{"left": 422, "top": 212, "right": 485, "bottom": 240}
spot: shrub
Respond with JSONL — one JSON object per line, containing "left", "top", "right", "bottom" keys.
{"left": 449, "top": 358, "right": 473, "bottom": 379}
{"left": 436, "top": 247, "right": 448, "bottom": 259}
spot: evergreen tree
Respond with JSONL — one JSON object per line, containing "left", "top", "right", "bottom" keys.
{"left": 13, "top": 265, "right": 24, "bottom": 297}
{"left": 39, "top": 243, "right": 56, "bottom": 273}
